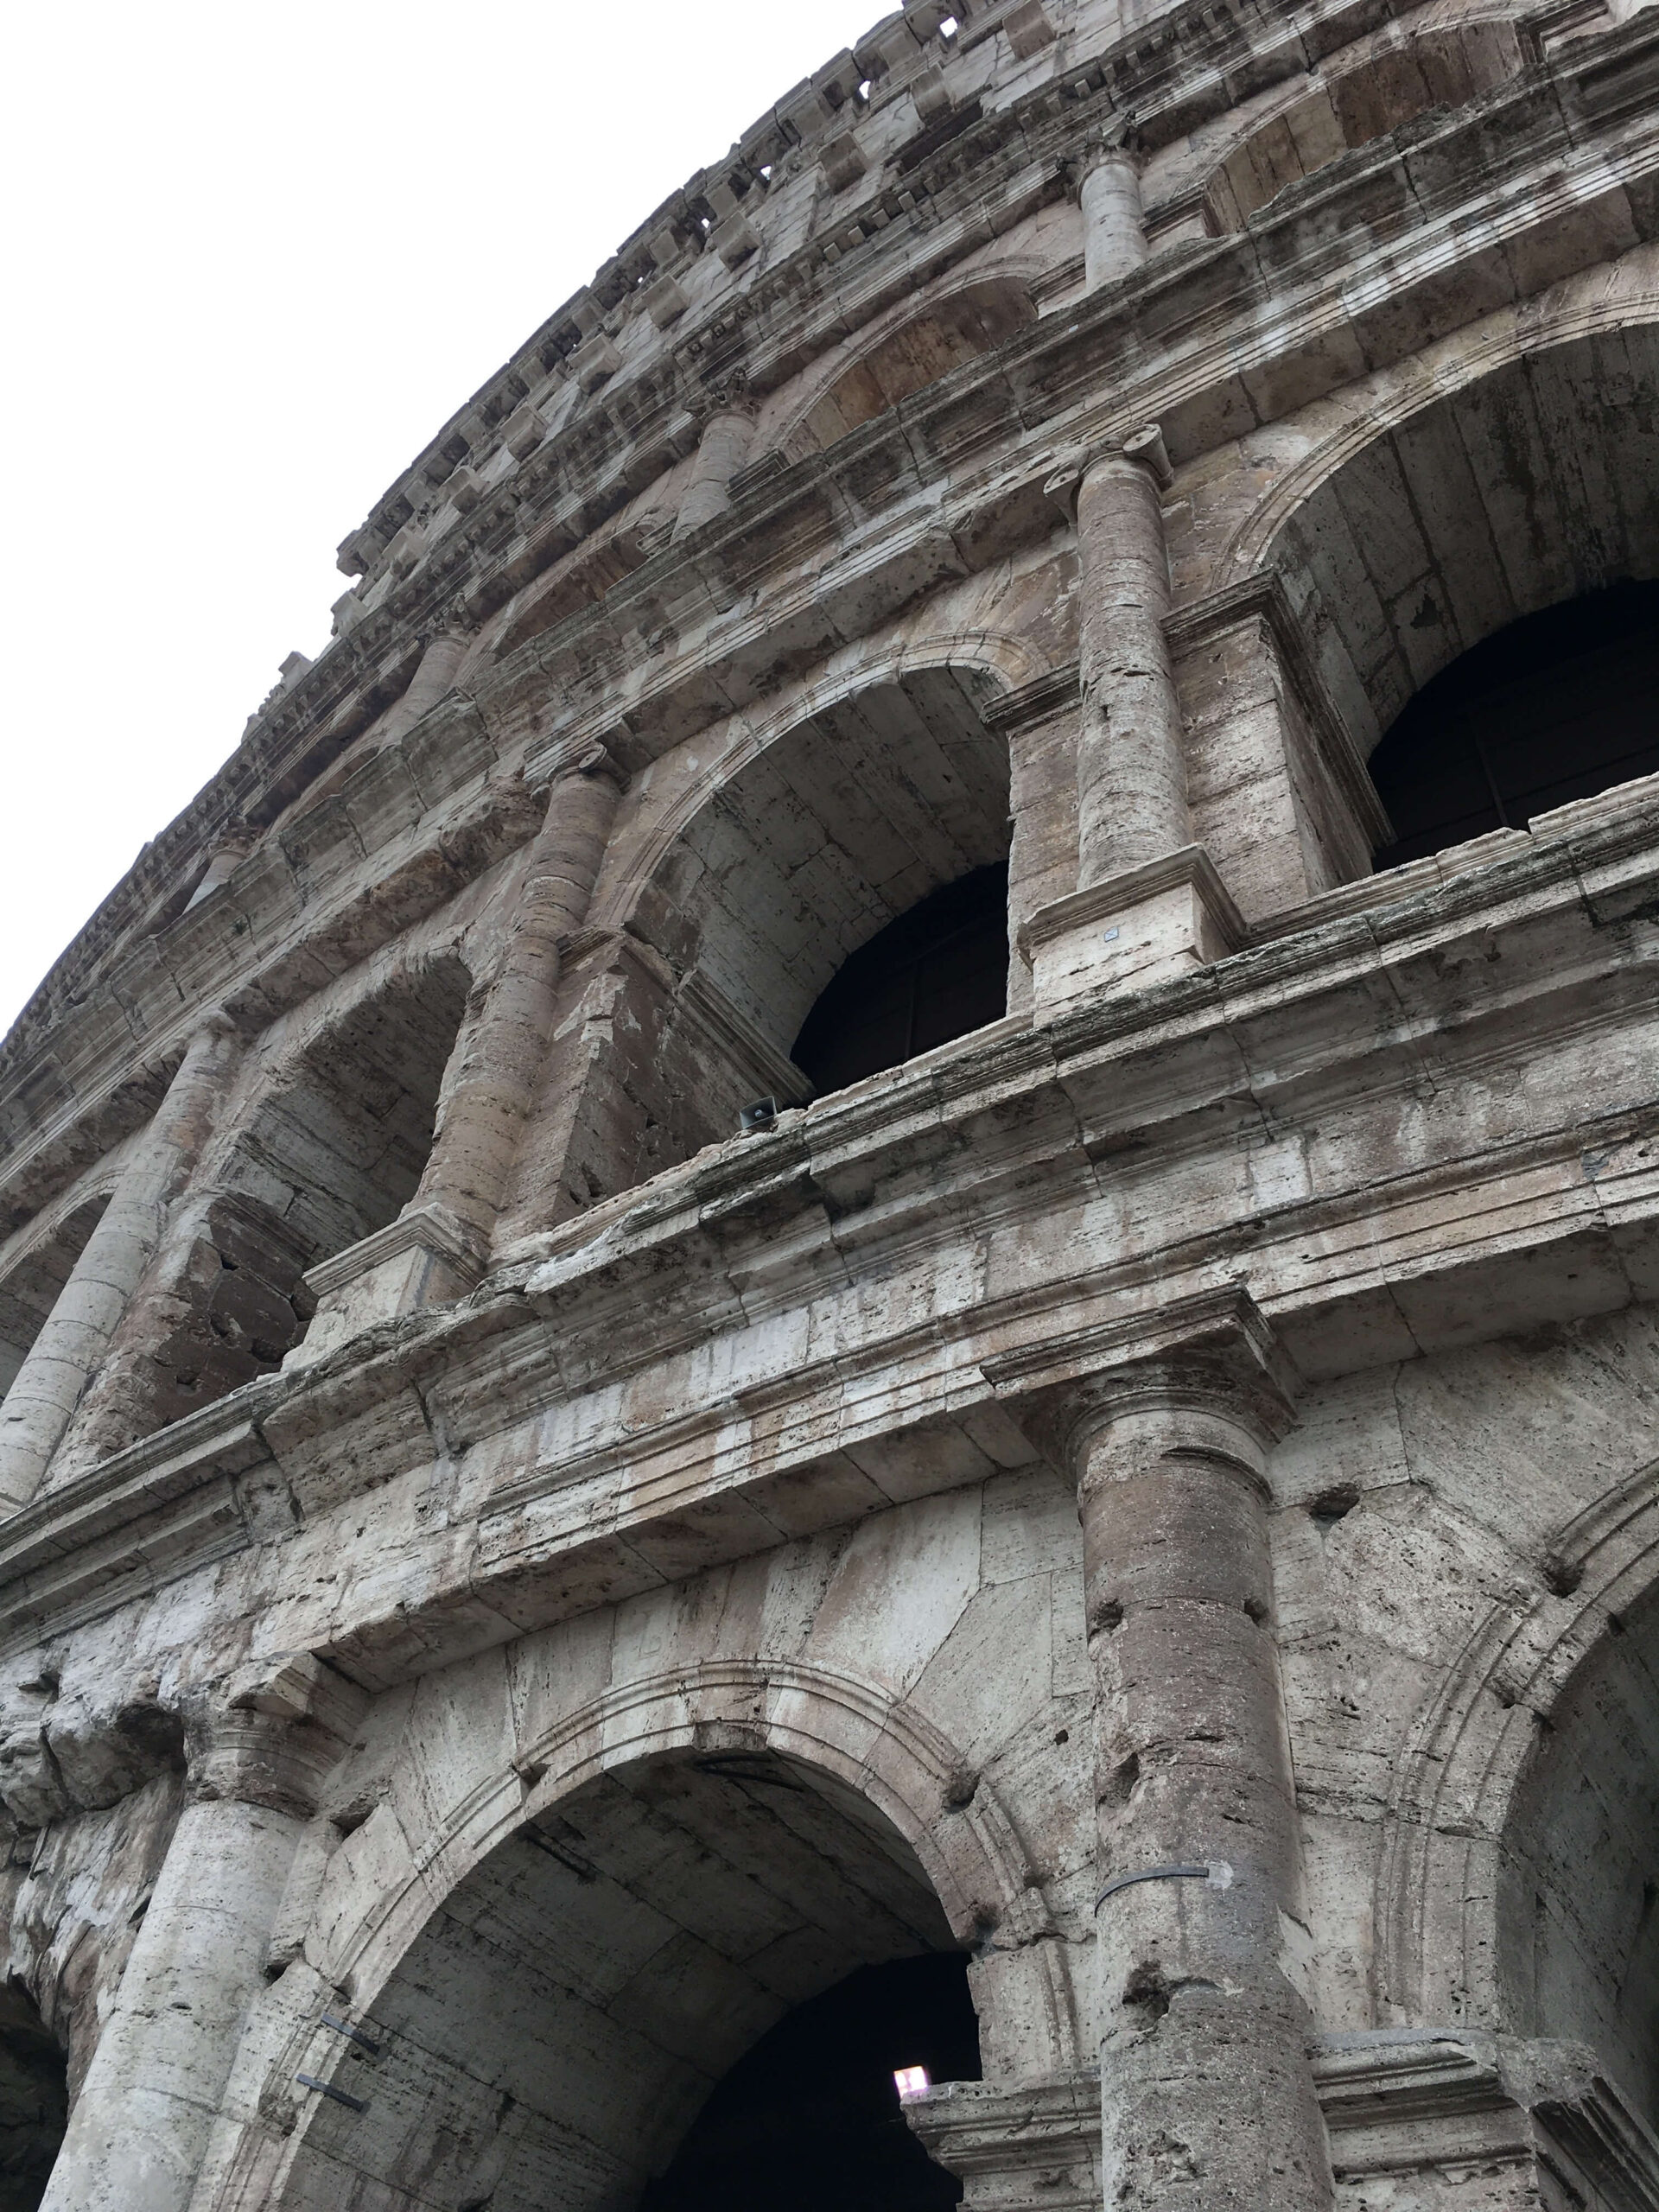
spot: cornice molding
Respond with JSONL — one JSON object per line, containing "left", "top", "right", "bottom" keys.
{"left": 0, "top": 797, "right": 1654, "bottom": 1667}
{"left": 1016, "top": 844, "right": 1250, "bottom": 963}
{"left": 301, "top": 1202, "right": 487, "bottom": 1304}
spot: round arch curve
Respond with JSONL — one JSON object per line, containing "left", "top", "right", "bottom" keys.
{"left": 204, "top": 1661, "right": 1074, "bottom": 2212}
{"left": 1375, "top": 1449, "right": 1659, "bottom": 2061}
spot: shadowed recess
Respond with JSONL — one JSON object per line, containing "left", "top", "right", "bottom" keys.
{"left": 641, "top": 1952, "right": 980, "bottom": 2212}
{"left": 0, "top": 1984, "right": 66, "bottom": 2212}
{"left": 1499, "top": 1573, "right": 1659, "bottom": 2127}
{"left": 1371, "top": 582, "right": 1659, "bottom": 868}
{"left": 791, "top": 863, "right": 1009, "bottom": 1096}
{"left": 273, "top": 1749, "right": 976, "bottom": 2212}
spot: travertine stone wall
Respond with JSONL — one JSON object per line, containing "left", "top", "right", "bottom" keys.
{"left": 3, "top": 0, "right": 1659, "bottom": 2204}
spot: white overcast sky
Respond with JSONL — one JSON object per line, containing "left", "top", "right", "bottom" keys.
{"left": 0, "top": 0, "right": 883, "bottom": 1040}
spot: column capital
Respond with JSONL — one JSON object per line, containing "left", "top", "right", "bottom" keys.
{"left": 531, "top": 736, "right": 631, "bottom": 804}
{"left": 983, "top": 1282, "right": 1300, "bottom": 1473}
{"left": 1043, "top": 422, "right": 1171, "bottom": 523}
{"left": 188, "top": 1652, "right": 365, "bottom": 1821}
{"left": 1075, "top": 127, "right": 1141, "bottom": 185}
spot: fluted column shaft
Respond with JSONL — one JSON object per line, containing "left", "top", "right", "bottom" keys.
{"left": 414, "top": 747, "right": 626, "bottom": 1237}
{"left": 0, "top": 1020, "right": 240, "bottom": 1510}
{"left": 1068, "top": 1380, "right": 1331, "bottom": 2210}
{"left": 1076, "top": 432, "right": 1189, "bottom": 887}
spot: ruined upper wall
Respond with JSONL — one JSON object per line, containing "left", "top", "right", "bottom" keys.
{"left": 2, "top": 0, "right": 1639, "bottom": 1218}
{"left": 1, "top": 0, "right": 1503, "bottom": 1070}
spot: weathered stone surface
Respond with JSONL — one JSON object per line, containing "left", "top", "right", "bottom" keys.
{"left": 3, "top": 0, "right": 1659, "bottom": 2205}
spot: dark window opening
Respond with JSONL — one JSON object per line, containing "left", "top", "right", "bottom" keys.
{"left": 641, "top": 1952, "right": 981, "bottom": 2212}
{"left": 791, "top": 865, "right": 1009, "bottom": 1096}
{"left": 0, "top": 1981, "right": 67, "bottom": 2212}
{"left": 1371, "top": 582, "right": 1659, "bottom": 870}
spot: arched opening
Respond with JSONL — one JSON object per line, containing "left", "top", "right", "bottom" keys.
{"left": 0, "top": 1980, "right": 67, "bottom": 2212}
{"left": 1208, "top": 22, "right": 1522, "bottom": 229}
{"left": 781, "top": 281, "right": 1036, "bottom": 459}
{"left": 162, "top": 956, "right": 474, "bottom": 1404}
{"left": 276, "top": 1748, "right": 979, "bottom": 2212}
{"left": 1370, "top": 582, "right": 1659, "bottom": 867}
{"left": 1265, "top": 328, "right": 1659, "bottom": 878}
{"left": 791, "top": 863, "right": 1009, "bottom": 1095}
{"left": 230, "top": 955, "right": 473, "bottom": 1273}
{"left": 1497, "top": 1577, "right": 1659, "bottom": 2127}
{"left": 0, "top": 1199, "right": 109, "bottom": 1404}
{"left": 529, "top": 669, "right": 1013, "bottom": 1218}
{"left": 643, "top": 1953, "right": 979, "bottom": 2211}
{"left": 60, "top": 959, "right": 474, "bottom": 1457}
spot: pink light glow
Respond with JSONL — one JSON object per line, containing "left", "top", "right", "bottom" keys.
{"left": 893, "top": 2065, "right": 931, "bottom": 2101}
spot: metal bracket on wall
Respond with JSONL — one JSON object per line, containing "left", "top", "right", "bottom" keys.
{"left": 1094, "top": 1860, "right": 1234, "bottom": 1913}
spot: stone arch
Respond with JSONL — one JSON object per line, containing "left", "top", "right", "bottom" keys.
{"left": 1249, "top": 323, "right": 1659, "bottom": 763}
{"left": 207, "top": 1661, "right": 1071, "bottom": 2212}
{"left": 1211, "top": 251, "right": 1659, "bottom": 585}
{"left": 492, "top": 641, "right": 1040, "bottom": 1225}
{"left": 219, "top": 947, "right": 475, "bottom": 1273}
{"left": 632, "top": 668, "right": 1009, "bottom": 1075}
{"left": 770, "top": 276, "right": 1039, "bottom": 463}
{"left": 594, "top": 629, "right": 1046, "bottom": 932}
{"left": 613, "top": 657, "right": 1017, "bottom": 1077}
{"left": 1202, "top": 15, "right": 1525, "bottom": 231}
{"left": 51, "top": 950, "right": 478, "bottom": 1465}
{"left": 1375, "top": 1448, "right": 1659, "bottom": 2071}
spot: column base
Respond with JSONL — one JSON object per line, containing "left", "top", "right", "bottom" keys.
{"left": 289, "top": 1202, "right": 486, "bottom": 1366}
{"left": 1018, "top": 845, "right": 1247, "bottom": 1019}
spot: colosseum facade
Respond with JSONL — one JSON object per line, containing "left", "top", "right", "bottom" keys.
{"left": 3, "top": 0, "right": 1659, "bottom": 2206}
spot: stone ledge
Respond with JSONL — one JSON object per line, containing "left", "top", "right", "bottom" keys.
{"left": 906, "top": 2042, "right": 1659, "bottom": 2210}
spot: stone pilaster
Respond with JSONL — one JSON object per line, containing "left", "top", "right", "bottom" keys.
{"left": 0, "top": 1019, "right": 241, "bottom": 1511}
{"left": 412, "top": 741, "right": 628, "bottom": 1238}
{"left": 989, "top": 1289, "right": 1333, "bottom": 2212}
{"left": 1074, "top": 426, "right": 1185, "bottom": 890}
{"left": 37, "top": 1655, "right": 360, "bottom": 2212}
{"left": 1166, "top": 572, "right": 1390, "bottom": 925}
{"left": 1026, "top": 430, "right": 1245, "bottom": 1013}
{"left": 376, "top": 625, "right": 470, "bottom": 747}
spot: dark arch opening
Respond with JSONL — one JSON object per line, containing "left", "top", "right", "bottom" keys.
{"left": 270, "top": 1745, "right": 981, "bottom": 2212}
{"left": 791, "top": 864, "right": 1009, "bottom": 1096}
{"left": 0, "top": 1982, "right": 67, "bottom": 2212}
{"left": 1499, "top": 1567, "right": 1659, "bottom": 2126}
{"left": 1371, "top": 582, "right": 1659, "bottom": 870}
{"left": 641, "top": 1952, "right": 980, "bottom": 2212}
